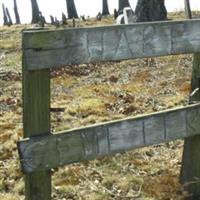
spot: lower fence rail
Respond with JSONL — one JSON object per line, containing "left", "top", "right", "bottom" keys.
{"left": 18, "top": 103, "right": 200, "bottom": 174}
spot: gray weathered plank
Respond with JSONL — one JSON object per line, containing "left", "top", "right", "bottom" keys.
{"left": 18, "top": 103, "right": 200, "bottom": 174}
{"left": 23, "top": 19, "right": 200, "bottom": 70}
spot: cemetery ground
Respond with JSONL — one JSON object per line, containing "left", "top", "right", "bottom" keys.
{"left": 0, "top": 12, "right": 199, "bottom": 200}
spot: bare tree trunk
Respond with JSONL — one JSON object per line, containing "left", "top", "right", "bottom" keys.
{"left": 6, "top": 7, "right": 13, "bottom": 25}
{"left": 50, "top": 15, "right": 55, "bottom": 24}
{"left": 114, "top": 8, "right": 118, "bottom": 19}
{"left": 62, "top": 13, "right": 68, "bottom": 25}
{"left": 31, "top": 0, "right": 40, "bottom": 23}
{"left": 102, "top": 0, "right": 110, "bottom": 16}
{"left": 13, "top": 0, "right": 21, "bottom": 24}
{"left": 2, "top": 4, "right": 9, "bottom": 26}
{"left": 184, "top": 0, "right": 192, "bottom": 19}
{"left": 118, "top": 0, "right": 131, "bottom": 15}
{"left": 66, "top": 0, "right": 78, "bottom": 19}
{"left": 38, "top": 11, "right": 46, "bottom": 27}
{"left": 135, "top": 0, "right": 167, "bottom": 22}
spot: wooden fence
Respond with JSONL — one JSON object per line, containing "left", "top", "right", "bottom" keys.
{"left": 18, "top": 19, "right": 200, "bottom": 200}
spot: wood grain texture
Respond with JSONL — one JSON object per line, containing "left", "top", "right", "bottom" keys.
{"left": 181, "top": 53, "right": 200, "bottom": 200}
{"left": 22, "top": 19, "right": 200, "bottom": 70}
{"left": 22, "top": 56, "right": 51, "bottom": 199}
{"left": 18, "top": 103, "right": 200, "bottom": 173}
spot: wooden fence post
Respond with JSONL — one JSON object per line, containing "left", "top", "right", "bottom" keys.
{"left": 181, "top": 53, "right": 200, "bottom": 200}
{"left": 22, "top": 54, "right": 51, "bottom": 200}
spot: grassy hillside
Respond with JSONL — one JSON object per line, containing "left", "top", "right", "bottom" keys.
{"left": 0, "top": 13, "right": 199, "bottom": 199}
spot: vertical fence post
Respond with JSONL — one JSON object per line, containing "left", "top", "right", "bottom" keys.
{"left": 22, "top": 53, "right": 51, "bottom": 199}
{"left": 181, "top": 53, "right": 200, "bottom": 199}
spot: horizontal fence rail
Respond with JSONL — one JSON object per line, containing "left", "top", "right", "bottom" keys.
{"left": 23, "top": 19, "right": 200, "bottom": 70}
{"left": 18, "top": 103, "right": 200, "bottom": 173}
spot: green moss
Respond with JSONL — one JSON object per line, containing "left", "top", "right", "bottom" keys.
{"left": 102, "top": 176, "right": 118, "bottom": 190}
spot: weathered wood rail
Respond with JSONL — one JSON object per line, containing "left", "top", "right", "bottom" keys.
{"left": 19, "top": 103, "right": 200, "bottom": 173}
{"left": 19, "top": 19, "right": 200, "bottom": 200}
{"left": 23, "top": 19, "right": 200, "bottom": 70}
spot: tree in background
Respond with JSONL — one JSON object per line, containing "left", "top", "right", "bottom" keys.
{"left": 118, "top": 0, "right": 131, "bottom": 15}
{"left": 102, "top": 0, "right": 110, "bottom": 16}
{"left": 66, "top": 0, "right": 78, "bottom": 19}
{"left": 30, "top": 0, "right": 40, "bottom": 23}
{"left": 13, "top": 0, "right": 21, "bottom": 24}
{"left": 6, "top": 7, "right": 13, "bottom": 25}
{"left": 38, "top": 11, "right": 46, "bottom": 27}
{"left": 50, "top": 15, "right": 55, "bottom": 24}
{"left": 184, "top": 0, "right": 192, "bottom": 19}
{"left": 2, "top": 4, "right": 8, "bottom": 25}
{"left": 114, "top": 8, "right": 118, "bottom": 19}
{"left": 135, "top": 0, "right": 167, "bottom": 22}
{"left": 62, "top": 13, "right": 68, "bottom": 25}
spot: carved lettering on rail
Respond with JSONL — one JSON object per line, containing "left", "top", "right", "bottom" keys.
{"left": 23, "top": 20, "right": 200, "bottom": 69}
